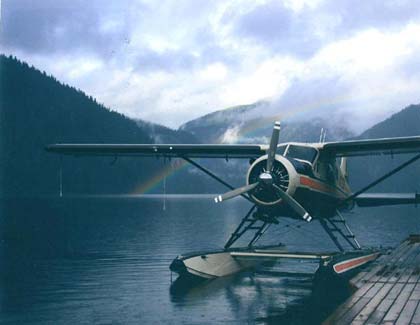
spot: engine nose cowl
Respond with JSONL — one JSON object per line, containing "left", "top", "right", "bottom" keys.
{"left": 247, "top": 156, "right": 295, "bottom": 206}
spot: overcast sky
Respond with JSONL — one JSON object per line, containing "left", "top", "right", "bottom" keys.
{"left": 2, "top": 0, "right": 420, "bottom": 130}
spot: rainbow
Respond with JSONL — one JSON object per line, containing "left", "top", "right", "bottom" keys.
{"left": 131, "top": 159, "right": 188, "bottom": 194}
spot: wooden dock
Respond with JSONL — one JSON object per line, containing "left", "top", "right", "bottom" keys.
{"left": 324, "top": 235, "right": 420, "bottom": 325}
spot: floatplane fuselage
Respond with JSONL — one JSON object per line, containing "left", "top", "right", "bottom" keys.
{"left": 232, "top": 141, "right": 353, "bottom": 221}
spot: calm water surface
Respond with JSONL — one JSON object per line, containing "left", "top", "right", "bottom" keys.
{"left": 1, "top": 197, "right": 418, "bottom": 324}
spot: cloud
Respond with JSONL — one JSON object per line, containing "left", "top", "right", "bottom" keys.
{"left": 319, "top": 0, "right": 420, "bottom": 34}
{"left": 2, "top": 0, "right": 420, "bottom": 130}
{"left": 0, "top": 0, "right": 132, "bottom": 58}
{"left": 220, "top": 125, "right": 242, "bottom": 144}
{"left": 262, "top": 24, "right": 420, "bottom": 132}
{"left": 229, "top": 0, "right": 420, "bottom": 59}
{"left": 232, "top": 1, "right": 323, "bottom": 58}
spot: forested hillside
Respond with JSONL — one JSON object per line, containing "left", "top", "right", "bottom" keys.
{"left": 0, "top": 55, "right": 205, "bottom": 197}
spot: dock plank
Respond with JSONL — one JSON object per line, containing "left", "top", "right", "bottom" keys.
{"left": 327, "top": 276, "right": 391, "bottom": 322}
{"left": 382, "top": 283, "right": 416, "bottom": 323}
{"left": 408, "top": 253, "right": 420, "bottom": 284}
{"left": 411, "top": 283, "right": 420, "bottom": 301}
{"left": 353, "top": 241, "right": 419, "bottom": 323}
{"left": 396, "top": 299, "right": 418, "bottom": 325}
{"left": 354, "top": 283, "right": 393, "bottom": 323}
{"left": 355, "top": 249, "right": 418, "bottom": 323}
{"left": 367, "top": 246, "right": 419, "bottom": 324}
{"left": 352, "top": 243, "right": 407, "bottom": 285}
{"left": 365, "top": 283, "right": 405, "bottom": 324}
{"left": 352, "top": 241, "right": 411, "bottom": 288}
{"left": 324, "top": 235, "right": 420, "bottom": 325}
{"left": 376, "top": 243, "right": 418, "bottom": 284}
{"left": 412, "top": 300, "right": 420, "bottom": 324}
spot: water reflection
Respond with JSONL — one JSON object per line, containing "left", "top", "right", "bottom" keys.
{"left": 1, "top": 197, "right": 418, "bottom": 324}
{"left": 169, "top": 261, "right": 338, "bottom": 324}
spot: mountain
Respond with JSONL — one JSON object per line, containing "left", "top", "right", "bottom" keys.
{"left": 180, "top": 101, "right": 354, "bottom": 144}
{"left": 180, "top": 102, "right": 265, "bottom": 143}
{"left": 0, "top": 55, "right": 207, "bottom": 197}
{"left": 348, "top": 104, "right": 420, "bottom": 192}
{"left": 134, "top": 119, "right": 199, "bottom": 144}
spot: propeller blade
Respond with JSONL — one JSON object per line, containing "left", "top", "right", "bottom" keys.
{"left": 214, "top": 183, "right": 258, "bottom": 203}
{"left": 266, "top": 121, "right": 281, "bottom": 172}
{"left": 272, "top": 184, "right": 312, "bottom": 222}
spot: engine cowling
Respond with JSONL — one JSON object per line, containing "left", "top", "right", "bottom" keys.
{"left": 246, "top": 155, "right": 298, "bottom": 206}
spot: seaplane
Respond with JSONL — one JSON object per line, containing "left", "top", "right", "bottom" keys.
{"left": 46, "top": 121, "right": 420, "bottom": 281}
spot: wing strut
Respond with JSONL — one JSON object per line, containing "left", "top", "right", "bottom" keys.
{"left": 181, "top": 157, "right": 254, "bottom": 204}
{"left": 319, "top": 210, "right": 361, "bottom": 252}
{"left": 345, "top": 152, "right": 420, "bottom": 203}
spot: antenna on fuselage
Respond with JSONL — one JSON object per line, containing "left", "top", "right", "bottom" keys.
{"left": 319, "top": 128, "right": 327, "bottom": 143}
{"left": 319, "top": 128, "right": 324, "bottom": 143}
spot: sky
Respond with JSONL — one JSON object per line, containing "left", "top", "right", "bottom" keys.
{"left": 1, "top": 0, "right": 420, "bottom": 131}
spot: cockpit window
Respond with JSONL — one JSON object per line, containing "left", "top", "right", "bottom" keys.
{"left": 285, "top": 145, "right": 318, "bottom": 163}
{"left": 276, "top": 145, "right": 287, "bottom": 155}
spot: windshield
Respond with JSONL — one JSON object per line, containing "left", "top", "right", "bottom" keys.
{"left": 276, "top": 145, "right": 288, "bottom": 155}
{"left": 285, "top": 145, "right": 318, "bottom": 163}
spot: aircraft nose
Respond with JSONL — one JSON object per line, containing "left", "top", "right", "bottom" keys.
{"left": 259, "top": 172, "right": 273, "bottom": 185}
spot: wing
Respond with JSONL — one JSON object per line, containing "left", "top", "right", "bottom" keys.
{"left": 45, "top": 143, "right": 268, "bottom": 159}
{"left": 355, "top": 193, "right": 420, "bottom": 207}
{"left": 321, "top": 136, "right": 420, "bottom": 157}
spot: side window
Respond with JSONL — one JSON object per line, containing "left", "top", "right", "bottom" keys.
{"left": 327, "top": 160, "right": 339, "bottom": 181}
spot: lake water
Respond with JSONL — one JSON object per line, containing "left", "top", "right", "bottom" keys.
{"left": 1, "top": 197, "right": 419, "bottom": 324}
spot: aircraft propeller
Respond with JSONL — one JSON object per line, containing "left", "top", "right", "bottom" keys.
{"left": 214, "top": 121, "right": 312, "bottom": 222}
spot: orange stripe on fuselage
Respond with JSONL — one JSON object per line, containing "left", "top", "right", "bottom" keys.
{"left": 299, "top": 176, "right": 346, "bottom": 198}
